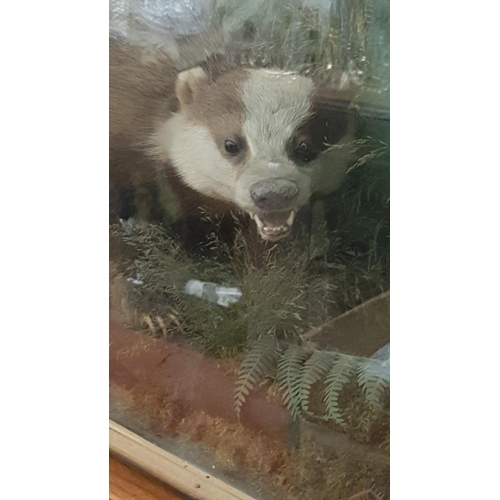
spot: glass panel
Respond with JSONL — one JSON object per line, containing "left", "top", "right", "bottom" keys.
{"left": 110, "top": 1, "right": 389, "bottom": 498}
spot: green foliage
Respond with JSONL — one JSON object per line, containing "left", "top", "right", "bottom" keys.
{"left": 111, "top": 219, "right": 337, "bottom": 356}
{"left": 215, "top": 0, "right": 389, "bottom": 91}
{"left": 111, "top": 223, "right": 245, "bottom": 354}
{"left": 323, "top": 133, "right": 390, "bottom": 303}
{"left": 234, "top": 339, "right": 389, "bottom": 430}
{"left": 234, "top": 336, "right": 280, "bottom": 416}
{"left": 277, "top": 345, "right": 308, "bottom": 420}
{"left": 110, "top": 97, "right": 390, "bottom": 358}
{"left": 299, "top": 350, "right": 334, "bottom": 413}
{"left": 238, "top": 247, "right": 333, "bottom": 342}
{"left": 357, "top": 359, "right": 390, "bottom": 414}
{"left": 324, "top": 355, "right": 358, "bottom": 425}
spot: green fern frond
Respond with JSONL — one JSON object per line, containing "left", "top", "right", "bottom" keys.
{"left": 234, "top": 337, "right": 280, "bottom": 415}
{"left": 357, "top": 360, "right": 389, "bottom": 413}
{"left": 299, "top": 351, "right": 335, "bottom": 413}
{"left": 277, "top": 345, "right": 307, "bottom": 420}
{"left": 324, "top": 355, "right": 358, "bottom": 426}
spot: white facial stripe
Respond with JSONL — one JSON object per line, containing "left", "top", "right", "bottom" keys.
{"left": 241, "top": 70, "right": 314, "bottom": 160}
{"left": 151, "top": 114, "right": 236, "bottom": 200}
{"left": 267, "top": 162, "right": 280, "bottom": 169}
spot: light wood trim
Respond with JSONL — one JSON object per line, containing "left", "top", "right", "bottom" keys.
{"left": 109, "top": 420, "right": 256, "bottom": 500}
{"left": 110, "top": 453, "right": 187, "bottom": 499}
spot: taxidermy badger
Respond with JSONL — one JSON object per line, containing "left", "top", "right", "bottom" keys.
{"left": 110, "top": 35, "right": 355, "bottom": 242}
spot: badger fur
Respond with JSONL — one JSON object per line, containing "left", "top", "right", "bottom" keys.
{"left": 110, "top": 35, "right": 355, "bottom": 242}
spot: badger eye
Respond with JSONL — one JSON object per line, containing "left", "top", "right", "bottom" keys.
{"left": 299, "top": 141, "right": 312, "bottom": 152}
{"left": 224, "top": 140, "right": 240, "bottom": 156}
{"left": 293, "top": 141, "right": 316, "bottom": 164}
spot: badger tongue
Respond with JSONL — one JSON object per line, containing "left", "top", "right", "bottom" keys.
{"left": 253, "top": 210, "right": 296, "bottom": 238}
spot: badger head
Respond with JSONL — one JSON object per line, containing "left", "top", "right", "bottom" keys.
{"left": 152, "top": 65, "right": 353, "bottom": 241}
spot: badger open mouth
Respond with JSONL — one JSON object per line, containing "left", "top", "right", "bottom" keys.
{"left": 250, "top": 210, "right": 296, "bottom": 241}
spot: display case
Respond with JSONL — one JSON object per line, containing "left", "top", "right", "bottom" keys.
{"left": 109, "top": 1, "right": 390, "bottom": 498}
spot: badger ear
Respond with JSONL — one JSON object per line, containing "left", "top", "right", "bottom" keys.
{"left": 176, "top": 67, "right": 208, "bottom": 107}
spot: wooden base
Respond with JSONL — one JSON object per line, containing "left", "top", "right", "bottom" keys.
{"left": 110, "top": 420, "right": 256, "bottom": 500}
{"left": 110, "top": 453, "right": 188, "bottom": 500}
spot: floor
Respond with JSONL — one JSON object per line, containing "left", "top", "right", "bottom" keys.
{"left": 109, "top": 453, "right": 190, "bottom": 500}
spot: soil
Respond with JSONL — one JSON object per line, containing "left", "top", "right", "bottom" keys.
{"left": 109, "top": 317, "right": 390, "bottom": 499}
{"left": 110, "top": 316, "right": 289, "bottom": 441}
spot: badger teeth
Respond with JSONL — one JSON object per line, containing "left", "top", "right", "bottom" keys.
{"left": 253, "top": 211, "right": 295, "bottom": 236}
{"left": 262, "top": 225, "right": 289, "bottom": 233}
{"left": 254, "top": 214, "right": 264, "bottom": 230}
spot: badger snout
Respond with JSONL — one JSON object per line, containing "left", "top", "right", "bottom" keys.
{"left": 249, "top": 178, "right": 299, "bottom": 211}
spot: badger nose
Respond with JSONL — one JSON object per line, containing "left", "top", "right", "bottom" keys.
{"left": 250, "top": 178, "right": 299, "bottom": 210}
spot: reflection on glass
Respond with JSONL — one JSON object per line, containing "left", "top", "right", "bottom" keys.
{"left": 110, "top": 1, "right": 390, "bottom": 498}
